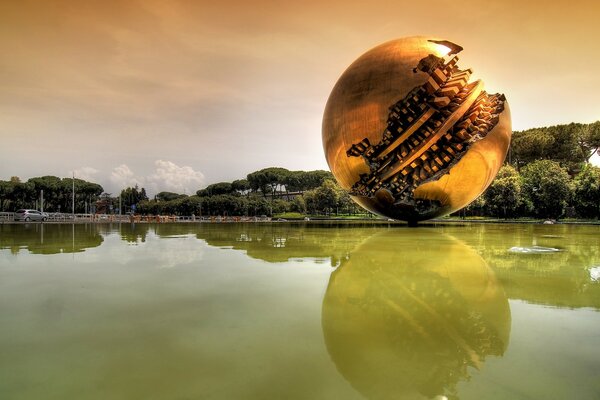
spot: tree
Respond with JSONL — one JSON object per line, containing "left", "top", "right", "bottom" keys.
{"left": 245, "top": 197, "right": 271, "bottom": 216}
{"left": 207, "top": 182, "right": 234, "bottom": 195}
{"left": 10, "top": 181, "right": 35, "bottom": 210}
{"left": 290, "top": 195, "right": 306, "bottom": 213}
{"left": 27, "top": 176, "right": 62, "bottom": 211}
{"left": 0, "top": 180, "right": 15, "bottom": 211}
{"left": 510, "top": 122, "right": 600, "bottom": 174}
{"left": 247, "top": 167, "right": 290, "bottom": 197}
{"left": 483, "top": 165, "right": 525, "bottom": 218}
{"left": 464, "top": 195, "right": 486, "bottom": 217}
{"left": 137, "top": 199, "right": 163, "bottom": 215}
{"left": 573, "top": 164, "right": 600, "bottom": 219}
{"left": 314, "top": 180, "right": 339, "bottom": 215}
{"left": 521, "top": 160, "right": 573, "bottom": 219}
{"left": 120, "top": 185, "right": 149, "bottom": 212}
{"left": 298, "top": 170, "right": 334, "bottom": 191}
{"left": 336, "top": 188, "right": 355, "bottom": 215}
{"left": 156, "top": 191, "right": 186, "bottom": 202}
{"left": 580, "top": 121, "right": 600, "bottom": 161}
{"left": 510, "top": 129, "right": 555, "bottom": 169}
{"left": 303, "top": 190, "right": 318, "bottom": 215}
{"left": 231, "top": 179, "right": 250, "bottom": 195}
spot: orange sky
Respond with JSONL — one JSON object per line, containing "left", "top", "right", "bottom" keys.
{"left": 1, "top": 0, "right": 599, "bottom": 193}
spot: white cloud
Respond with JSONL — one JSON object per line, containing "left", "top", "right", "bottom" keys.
{"left": 110, "top": 164, "right": 144, "bottom": 190}
{"left": 73, "top": 166, "right": 100, "bottom": 182}
{"left": 147, "top": 160, "right": 204, "bottom": 195}
{"left": 107, "top": 161, "right": 204, "bottom": 196}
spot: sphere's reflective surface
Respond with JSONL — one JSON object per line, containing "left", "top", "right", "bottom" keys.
{"left": 322, "top": 231, "right": 511, "bottom": 400}
{"left": 322, "top": 37, "right": 512, "bottom": 221}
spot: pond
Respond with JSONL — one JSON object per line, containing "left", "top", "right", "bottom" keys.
{"left": 1, "top": 222, "right": 599, "bottom": 400}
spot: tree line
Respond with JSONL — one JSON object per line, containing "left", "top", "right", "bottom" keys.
{"left": 465, "top": 121, "right": 600, "bottom": 219}
{"left": 136, "top": 168, "right": 363, "bottom": 217}
{"left": 0, "top": 176, "right": 103, "bottom": 213}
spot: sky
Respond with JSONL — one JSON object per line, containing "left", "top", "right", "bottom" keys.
{"left": 1, "top": 0, "right": 599, "bottom": 195}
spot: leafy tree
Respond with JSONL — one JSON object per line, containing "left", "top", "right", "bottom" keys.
{"left": 197, "top": 181, "right": 245, "bottom": 197}
{"left": 62, "top": 178, "right": 103, "bottom": 213}
{"left": 155, "top": 191, "right": 186, "bottom": 202}
{"left": 573, "top": 164, "right": 600, "bottom": 219}
{"left": 297, "top": 170, "right": 334, "bottom": 191}
{"left": 521, "top": 160, "right": 573, "bottom": 219}
{"left": 579, "top": 121, "right": 600, "bottom": 162}
{"left": 10, "top": 181, "right": 35, "bottom": 210}
{"left": 204, "top": 195, "right": 246, "bottom": 216}
{"left": 0, "top": 180, "right": 15, "bottom": 211}
{"left": 207, "top": 182, "right": 234, "bottom": 195}
{"left": 510, "top": 129, "right": 555, "bottom": 168}
{"left": 247, "top": 167, "right": 290, "bottom": 197}
{"left": 303, "top": 190, "right": 318, "bottom": 215}
{"left": 231, "top": 179, "right": 250, "bottom": 194}
{"left": 283, "top": 171, "right": 303, "bottom": 192}
{"left": 510, "top": 121, "right": 600, "bottom": 173}
{"left": 463, "top": 195, "right": 486, "bottom": 217}
{"left": 137, "top": 199, "right": 163, "bottom": 215}
{"left": 333, "top": 182, "right": 355, "bottom": 215}
{"left": 27, "top": 176, "right": 62, "bottom": 211}
{"left": 483, "top": 165, "right": 526, "bottom": 218}
{"left": 167, "top": 196, "right": 202, "bottom": 215}
{"left": 314, "top": 180, "right": 340, "bottom": 215}
{"left": 272, "top": 199, "right": 290, "bottom": 214}
{"left": 290, "top": 195, "right": 306, "bottom": 213}
{"left": 120, "top": 185, "right": 148, "bottom": 212}
{"left": 245, "top": 197, "right": 271, "bottom": 216}
{"left": 0, "top": 175, "right": 103, "bottom": 212}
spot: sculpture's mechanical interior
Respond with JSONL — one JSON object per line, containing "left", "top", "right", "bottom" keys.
{"left": 322, "top": 37, "right": 512, "bottom": 222}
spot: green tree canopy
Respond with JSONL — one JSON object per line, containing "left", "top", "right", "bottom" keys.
{"left": 521, "top": 160, "right": 573, "bottom": 219}
{"left": 120, "top": 185, "right": 148, "bottom": 212}
{"left": 155, "top": 191, "right": 187, "bottom": 202}
{"left": 510, "top": 121, "right": 599, "bottom": 173}
{"left": 197, "top": 182, "right": 235, "bottom": 197}
{"left": 483, "top": 165, "right": 527, "bottom": 218}
{"left": 231, "top": 179, "right": 250, "bottom": 194}
{"left": 572, "top": 164, "right": 600, "bottom": 219}
{"left": 0, "top": 176, "right": 103, "bottom": 212}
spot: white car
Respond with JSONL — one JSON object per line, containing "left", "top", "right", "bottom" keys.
{"left": 14, "top": 209, "right": 48, "bottom": 222}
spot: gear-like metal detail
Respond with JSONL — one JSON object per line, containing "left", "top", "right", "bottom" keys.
{"left": 322, "top": 37, "right": 512, "bottom": 222}
{"left": 347, "top": 47, "right": 506, "bottom": 210}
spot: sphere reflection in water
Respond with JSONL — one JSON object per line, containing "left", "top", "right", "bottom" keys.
{"left": 322, "top": 37, "right": 512, "bottom": 222}
{"left": 322, "top": 232, "right": 510, "bottom": 399}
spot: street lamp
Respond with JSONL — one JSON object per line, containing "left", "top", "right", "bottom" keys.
{"left": 72, "top": 172, "right": 75, "bottom": 219}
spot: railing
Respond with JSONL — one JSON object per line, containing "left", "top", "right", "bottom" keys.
{"left": 0, "top": 212, "right": 272, "bottom": 223}
{"left": 0, "top": 212, "right": 13, "bottom": 222}
{"left": 45, "top": 213, "right": 123, "bottom": 222}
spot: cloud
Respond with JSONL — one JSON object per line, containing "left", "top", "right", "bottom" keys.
{"left": 110, "top": 164, "right": 144, "bottom": 190}
{"left": 107, "top": 160, "right": 204, "bottom": 196}
{"left": 73, "top": 166, "right": 100, "bottom": 182}
{"left": 147, "top": 160, "right": 204, "bottom": 195}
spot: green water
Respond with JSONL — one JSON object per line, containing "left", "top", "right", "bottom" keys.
{"left": 0, "top": 222, "right": 599, "bottom": 400}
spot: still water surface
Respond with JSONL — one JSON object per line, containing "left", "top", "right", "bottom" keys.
{"left": 1, "top": 222, "right": 599, "bottom": 400}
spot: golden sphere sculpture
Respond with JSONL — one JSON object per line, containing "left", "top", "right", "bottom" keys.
{"left": 322, "top": 37, "right": 512, "bottom": 222}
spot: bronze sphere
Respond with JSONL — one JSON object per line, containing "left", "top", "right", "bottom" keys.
{"left": 322, "top": 37, "right": 512, "bottom": 222}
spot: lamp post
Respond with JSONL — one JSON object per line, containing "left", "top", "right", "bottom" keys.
{"left": 72, "top": 172, "right": 75, "bottom": 219}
